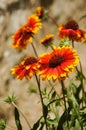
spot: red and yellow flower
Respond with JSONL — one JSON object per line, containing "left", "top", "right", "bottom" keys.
{"left": 27, "top": 14, "right": 42, "bottom": 34}
{"left": 11, "top": 14, "right": 42, "bottom": 49}
{"left": 11, "top": 24, "right": 33, "bottom": 49}
{"left": 37, "top": 46, "right": 79, "bottom": 81}
{"left": 11, "top": 56, "right": 38, "bottom": 79}
{"left": 40, "top": 34, "right": 54, "bottom": 47}
{"left": 58, "top": 20, "right": 86, "bottom": 42}
{"left": 36, "top": 6, "right": 44, "bottom": 19}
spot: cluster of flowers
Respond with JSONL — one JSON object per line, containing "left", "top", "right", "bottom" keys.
{"left": 11, "top": 7, "right": 86, "bottom": 81}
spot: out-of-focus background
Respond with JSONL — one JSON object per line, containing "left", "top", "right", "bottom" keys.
{"left": 0, "top": 0, "right": 86, "bottom": 129}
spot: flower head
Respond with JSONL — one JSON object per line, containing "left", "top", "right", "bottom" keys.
{"left": 12, "top": 56, "right": 38, "bottom": 79}
{"left": 58, "top": 20, "right": 86, "bottom": 42}
{"left": 36, "top": 6, "right": 44, "bottom": 19}
{"left": 11, "top": 15, "right": 42, "bottom": 49}
{"left": 38, "top": 46, "right": 79, "bottom": 81}
{"left": 40, "top": 34, "right": 54, "bottom": 47}
{"left": 11, "top": 24, "right": 33, "bottom": 49}
{"left": 27, "top": 14, "right": 42, "bottom": 34}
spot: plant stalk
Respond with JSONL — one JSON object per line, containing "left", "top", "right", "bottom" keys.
{"left": 31, "top": 42, "right": 48, "bottom": 129}
{"left": 31, "top": 42, "right": 38, "bottom": 57}
{"left": 11, "top": 102, "right": 31, "bottom": 129}
{"left": 60, "top": 80, "right": 70, "bottom": 129}
{"left": 35, "top": 74, "right": 48, "bottom": 130}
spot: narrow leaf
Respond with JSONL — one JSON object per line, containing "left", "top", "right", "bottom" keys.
{"left": 43, "top": 104, "right": 48, "bottom": 118}
{"left": 74, "top": 120, "right": 81, "bottom": 130}
{"left": 56, "top": 111, "right": 66, "bottom": 130}
{"left": 14, "top": 107, "right": 22, "bottom": 130}
{"left": 31, "top": 117, "right": 42, "bottom": 130}
{"left": 47, "top": 118, "right": 58, "bottom": 126}
{"left": 57, "top": 110, "right": 71, "bottom": 130}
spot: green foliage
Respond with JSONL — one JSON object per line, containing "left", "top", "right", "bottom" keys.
{"left": 0, "top": 119, "right": 6, "bottom": 130}
{"left": 4, "top": 94, "right": 17, "bottom": 104}
{"left": 14, "top": 107, "right": 22, "bottom": 130}
{"left": 31, "top": 117, "right": 44, "bottom": 130}
{"left": 59, "top": 38, "right": 72, "bottom": 47}
{"left": 28, "top": 85, "right": 37, "bottom": 93}
{"left": 80, "top": 109, "right": 86, "bottom": 127}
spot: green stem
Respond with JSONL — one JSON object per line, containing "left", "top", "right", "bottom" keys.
{"left": 31, "top": 42, "right": 38, "bottom": 57}
{"left": 60, "top": 81, "right": 70, "bottom": 129}
{"left": 61, "top": 81, "right": 67, "bottom": 110}
{"left": 35, "top": 74, "right": 48, "bottom": 130}
{"left": 31, "top": 42, "right": 48, "bottom": 129}
{"left": 79, "top": 61, "right": 85, "bottom": 96}
{"left": 11, "top": 102, "right": 31, "bottom": 129}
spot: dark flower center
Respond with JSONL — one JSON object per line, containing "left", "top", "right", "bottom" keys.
{"left": 65, "top": 20, "right": 79, "bottom": 30}
{"left": 24, "top": 57, "right": 37, "bottom": 65}
{"left": 49, "top": 54, "right": 65, "bottom": 68}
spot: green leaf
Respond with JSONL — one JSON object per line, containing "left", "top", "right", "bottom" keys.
{"left": 5, "top": 94, "right": 17, "bottom": 104}
{"left": 43, "top": 104, "right": 48, "bottom": 118}
{"left": 31, "top": 117, "right": 42, "bottom": 130}
{"left": 44, "top": 98, "right": 50, "bottom": 106}
{"left": 51, "top": 91, "right": 56, "bottom": 99}
{"left": 57, "top": 110, "right": 70, "bottom": 130}
{"left": 14, "top": 107, "right": 22, "bottom": 130}
{"left": 31, "top": 105, "right": 48, "bottom": 130}
{"left": 80, "top": 108, "right": 86, "bottom": 127}
{"left": 39, "top": 123, "right": 44, "bottom": 130}
{"left": 74, "top": 119, "right": 81, "bottom": 130}
{"left": 41, "top": 88, "right": 47, "bottom": 95}
{"left": 69, "top": 82, "right": 82, "bottom": 104}
{"left": 0, "top": 119, "right": 6, "bottom": 130}
{"left": 59, "top": 38, "right": 72, "bottom": 47}
{"left": 74, "top": 83, "right": 82, "bottom": 104}
{"left": 47, "top": 118, "right": 58, "bottom": 126}
{"left": 31, "top": 120, "right": 39, "bottom": 130}
{"left": 28, "top": 85, "right": 37, "bottom": 93}
{"left": 76, "top": 70, "right": 86, "bottom": 80}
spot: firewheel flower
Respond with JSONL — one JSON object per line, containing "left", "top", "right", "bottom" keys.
{"left": 36, "top": 6, "right": 44, "bottom": 19}
{"left": 58, "top": 20, "right": 86, "bottom": 42}
{"left": 11, "top": 14, "right": 42, "bottom": 49}
{"left": 37, "top": 46, "right": 79, "bottom": 81}
{"left": 11, "top": 24, "right": 33, "bottom": 49}
{"left": 40, "top": 34, "right": 54, "bottom": 47}
{"left": 27, "top": 14, "right": 42, "bottom": 34}
{"left": 11, "top": 56, "right": 38, "bottom": 79}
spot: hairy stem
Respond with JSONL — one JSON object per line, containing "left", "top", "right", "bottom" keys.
{"left": 11, "top": 102, "right": 31, "bottom": 129}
